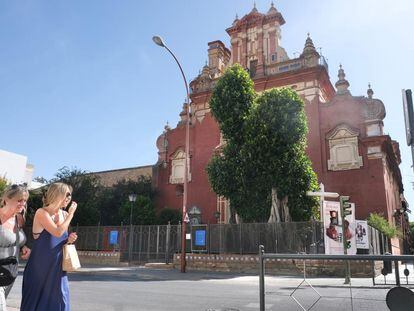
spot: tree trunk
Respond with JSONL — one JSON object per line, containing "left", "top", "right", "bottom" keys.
{"left": 229, "top": 205, "right": 238, "bottom": 224}
{"left": 268, "top": 188, "right": 291, "bottom": 223}
{"left": 268, "top": 188, "right": 281, "bottom": 223}
{"left": 281, "top": 196, "right": 291, "bottom": 222}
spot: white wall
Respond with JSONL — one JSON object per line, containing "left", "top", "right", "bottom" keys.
{"left": 0, "top": 149, "right": 33, "bottom": 187}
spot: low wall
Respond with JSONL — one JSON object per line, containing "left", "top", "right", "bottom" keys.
{"left": 78, "top": 251, "right": 122, "bottom": 266}
{"left": 173, "top": 253, "right": 383, "bottom": 277}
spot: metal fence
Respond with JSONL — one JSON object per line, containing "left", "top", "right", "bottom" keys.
{"left": 93, "top": 222, "right": 388, "bottom": 262}
{"left": 208, "top": 222, "right": 325, "bottom": 254}
{"left": 25, "top": 221, "right": 390, "bottom": 263}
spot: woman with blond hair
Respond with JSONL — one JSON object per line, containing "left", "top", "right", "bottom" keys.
{"left": 0, "top": 184, "right": 31, "bottom": 310}
{"left": 21, "top": 182, "right": 78, "bottom": 311}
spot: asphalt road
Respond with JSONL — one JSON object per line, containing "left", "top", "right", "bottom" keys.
{"left": 6, "top": 266, "right": 409, "bottom": 311}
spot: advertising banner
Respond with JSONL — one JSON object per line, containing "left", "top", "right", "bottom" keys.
{"left": 323, "top": 201, "right": 356, "bottom": 255}
{"left": 191, "top": 225, "right": 208, "bottom": 253}
{"left": 355, "top": 220, "right": 369, "bottom": 249}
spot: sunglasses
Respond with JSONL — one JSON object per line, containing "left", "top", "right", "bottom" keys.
{"left": 66, "top": 192, "right": 72, "bottom": 198}
{"left": 11, "top": 183, "right": 28, "bottom": 190}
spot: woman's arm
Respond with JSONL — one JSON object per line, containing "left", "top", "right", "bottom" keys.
{"left": 35, "top": 203, "right": 77, "bottom": 237}
{"left": 62, "top": 210, "right": 78, "bottom": 244}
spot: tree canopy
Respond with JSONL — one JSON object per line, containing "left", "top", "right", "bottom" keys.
{"left": 99, "top": 176, "right": 155, "bottom": 225}
{"left": 207, "top": 64, "right": 318, "bottom": 222}
{"left": 26, "top": 168, "right": 157, "bottom": 226}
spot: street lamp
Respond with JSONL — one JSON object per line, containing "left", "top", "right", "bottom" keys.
{"left": 153, "top": 35, "right": 190, "bottom": 273}
{"left": 214, "top": 211, "right": 222, "bottom": 254}
{"left": 128, "top": 193, "right": 137, "bottom": 263}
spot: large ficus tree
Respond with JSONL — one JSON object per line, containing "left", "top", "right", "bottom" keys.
{"left": 207, "top": 64, "right": 318, "bottom": 222}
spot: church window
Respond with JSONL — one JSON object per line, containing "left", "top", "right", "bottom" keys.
{"left": 249, "top": 60, "right": 257, "bottom": 77}
{"left": 271, "top": 53, "right": 277, "bottom": 62}
{"left": 327, "top": 124, "right": 363, "bottom": 171}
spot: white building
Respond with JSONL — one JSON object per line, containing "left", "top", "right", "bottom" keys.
{"left": 0, "top": 149, "right": 35, "bottom": 188}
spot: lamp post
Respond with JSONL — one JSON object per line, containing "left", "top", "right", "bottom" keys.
{"left": 214, "top": 211, "right": 222, "bottom": 254}
{"left": 128, "top": 193, "right": 137, "bottom": 263}
{"left": 153, "top": 35, "right": 190, "bottom": 273}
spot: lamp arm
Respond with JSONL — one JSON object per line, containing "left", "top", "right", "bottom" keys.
{"left": 163, "top": 45, "right": 190, "bottom": 102}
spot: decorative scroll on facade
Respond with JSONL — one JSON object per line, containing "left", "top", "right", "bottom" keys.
{"left": 327, "top": 124, "right": 363, "bottom": 171}
{"left": 169, "top": 149, "right": 191, "bottom": 184}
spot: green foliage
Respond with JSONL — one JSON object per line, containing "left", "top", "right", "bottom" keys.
{"left": 368, "top": 213, "right": 402, "bottom": 239}
{"left": 0, "top": 177, "right": 8, "bottom": 197}
{"left": 158, "top": 208, "right": 182, "bottom": 225}
{"left": 210, "top": 64, "right": 256, "bottom": 142}
{"left": 33, "top": 176, "right": 48, "bottom": 184}
{"left": 52, "top": 167, "right": 100, "bottom": 226}
{"left": 26, "top": 189, "right": 45, "bottom": 225}
{"left": 98, "top": 176, "right": 154, "bottom": 225}
{"left": 25, "top": 167, "right": 157, "bottom": 226}
{"left": 207, "top": 64, "right": 318, "bottom": 222}
{"left": 119, "top": 195, "right": 156, "bottom": 225}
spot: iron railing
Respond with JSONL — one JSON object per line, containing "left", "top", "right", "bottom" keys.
{"left": 24, "top": 222, "right": 390, "bottom": 264}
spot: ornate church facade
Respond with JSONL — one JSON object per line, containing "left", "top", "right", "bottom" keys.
{"left": 152, "top": 4, "right": 407, "bottom": 237}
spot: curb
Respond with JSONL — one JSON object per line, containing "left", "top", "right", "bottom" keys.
{"left": 144, "top": 263, "right": 174, "bottom": 270}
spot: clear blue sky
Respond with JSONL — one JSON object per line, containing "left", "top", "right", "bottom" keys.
{"left": 1, "top": 1, "right": 414, "bottom": 217}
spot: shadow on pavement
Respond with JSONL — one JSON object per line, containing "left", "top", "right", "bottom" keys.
{"left": 66, "top": 267, "right": 258, "bottom": 283}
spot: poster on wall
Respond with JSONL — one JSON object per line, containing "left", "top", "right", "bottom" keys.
{"left": 355, "top": 220, "right": 369, "bottom": 249}
{"left": 323, "top": 201, "right": 356, "bottom": 255}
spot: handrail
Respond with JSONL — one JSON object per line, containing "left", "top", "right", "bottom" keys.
{"left": 258, "top": 245, "right": 414, "bottom": 311}
{"left": 261, "top": 252, "right": 414, "bottom": 262}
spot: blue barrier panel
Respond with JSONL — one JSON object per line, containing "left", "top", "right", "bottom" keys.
{"left": 195, "top": 229, "right": 206, "bottom": 246}
{"left": 109, "top": 230, "right": 118, "bottom": 245}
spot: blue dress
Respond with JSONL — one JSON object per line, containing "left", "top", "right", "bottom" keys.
{"left": 21, "top": 230, "right": 70, "bottom": 311}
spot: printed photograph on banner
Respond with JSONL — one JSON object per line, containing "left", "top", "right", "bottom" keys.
{"left": 323, "top": 201, "right": 356, "bottom": 255}
{"left": 355, "top": 220, "right": 369, "bottom": 249}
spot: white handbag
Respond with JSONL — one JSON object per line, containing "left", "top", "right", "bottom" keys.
{"left": 62, "top": 244, "right": 81, "bottom": 272}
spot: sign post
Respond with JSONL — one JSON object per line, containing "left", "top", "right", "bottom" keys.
{"left": 307, "top": 183, "right": 339, "bottom": 224}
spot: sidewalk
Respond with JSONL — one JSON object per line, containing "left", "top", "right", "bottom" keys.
{"left": 7, "top": 263, "right": 414, "bottom": 310}
{"left": 6, "top": 265, "right": 142, "bottom": 310}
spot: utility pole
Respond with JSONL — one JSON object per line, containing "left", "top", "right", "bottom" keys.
{"left": 402, "top": 89, "right": 414, "bottom": 171}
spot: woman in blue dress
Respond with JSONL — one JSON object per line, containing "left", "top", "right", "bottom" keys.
{"left": 21, "top": 182, "right": 78, "bottom": 311}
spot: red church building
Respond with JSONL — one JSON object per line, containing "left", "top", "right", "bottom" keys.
{"left": 152, "top": 4, "right": 407, "bottom": 244}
